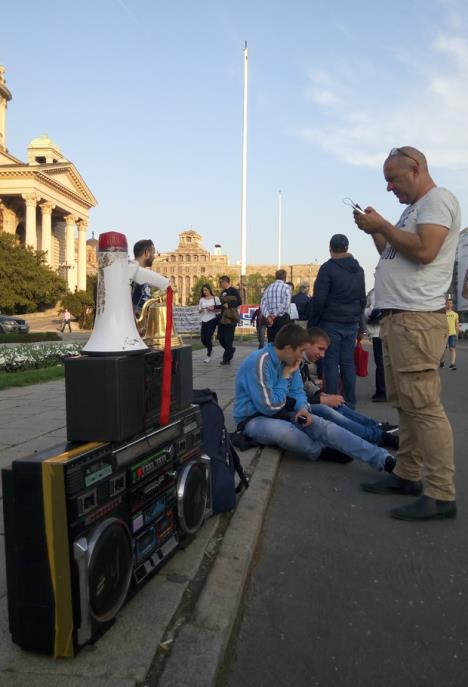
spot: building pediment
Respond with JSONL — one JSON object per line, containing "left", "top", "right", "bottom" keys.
{"left": 0, "top": 149, "right": 24, "bottom": 166}
{"left": 37, "top": 163, "right": 97, "bottom": 206}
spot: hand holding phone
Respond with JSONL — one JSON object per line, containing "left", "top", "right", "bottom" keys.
{"left": 342, "top": 197, "right": 366, "bottom": 214}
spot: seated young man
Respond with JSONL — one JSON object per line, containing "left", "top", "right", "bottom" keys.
{"left": 302, "top": 328, "right": 399, "bottom": 449}
{"left": 233, "top": 323, "right": 396, "bottom": 471}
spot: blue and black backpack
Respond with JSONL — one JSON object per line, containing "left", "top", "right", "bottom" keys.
{"left": 192, "top": 389, "right": 249, "bottom": 513}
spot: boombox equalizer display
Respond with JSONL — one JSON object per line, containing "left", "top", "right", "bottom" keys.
{"left": 2, "top": 404, "right": 209, "bottom": 657}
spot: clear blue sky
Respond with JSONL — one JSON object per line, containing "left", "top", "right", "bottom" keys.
{"left": 2, "top": 0, "right": 467, "bottom": 286}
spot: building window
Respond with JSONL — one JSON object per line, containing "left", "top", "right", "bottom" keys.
{"left": 201, "top": 267, "right": 205, "bottom": 273}
{"left": 186, "top": 267, "right": 190, "bottom": 273}
{"left": 186, "top": 255, "right": 191, "bottom": 262}
{"left": 171, "top": 267, "right": 175, "bottom": 273}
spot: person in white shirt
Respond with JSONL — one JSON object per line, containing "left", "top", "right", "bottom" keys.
{"left": 260, "top": 269, "right": 291, "bottom": 342}
{"left": 198, "top": 283, "right": 221, "bottom": 363}
{"left": 354, "top": 146, "right": 460, "bottom": 521}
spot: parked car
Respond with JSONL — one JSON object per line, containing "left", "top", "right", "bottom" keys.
{"left": 12, "top": 317, "right": 30, "bottom": 333}
{"left": 0, "top": 315, "right": 20, "bottom": 334}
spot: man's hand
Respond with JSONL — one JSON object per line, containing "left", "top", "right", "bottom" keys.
{"left": 320, "top": 393, "right": 345, "bottom": 408}
{"left": 282, "top": 358, "right": 301, "bottom": 379}
{"left": 295, "top": 408, "right": 313, "bottom": 427}
{"left": 353, "top": 207, "right": 389, "bottom": 235}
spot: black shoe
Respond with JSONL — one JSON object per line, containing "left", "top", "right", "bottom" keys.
{"left": 378, "top": 422, "right": 399, "bottom": 433}
{"left": 440, "top": 361, "right": 445, "bottom": 368}
{"left": 390, "top": 495, "right": 456, "bottom": 521}
{"left": 319, "top": 448, "right": 354, "bottom": 464}
{"left": 220, "top": 360, "right": 230, "bottom": 366}
{"left": 384, "top": 455, "right": 396, "bottom": 473}
{"left": 361, "top": 473, "right": 422, "bottom": 495}
{"left": 449, "top": 364, "right": 457, "bottom": 371}
{"left": 372, "top": 394, "right": 387, "bottom": 402}
{"left": 381, "top": 431, "right": 399, "bottom": 450}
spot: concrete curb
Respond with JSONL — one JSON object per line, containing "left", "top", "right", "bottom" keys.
{"left": 157, "top": 447, "right": 281, "bottom": 687}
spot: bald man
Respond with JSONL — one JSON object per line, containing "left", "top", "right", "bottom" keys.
{"left": 353, "top": 147, "right": 460, "bottom": 521}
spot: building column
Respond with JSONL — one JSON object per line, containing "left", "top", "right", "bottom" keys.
{"left": 22, "top": 193, "right": 38, "bottom": 249}
{"left": 39, "top": 202, "right": 55, "bottom": 265}
{"left": 64, "top": 214, "right": 77, "bottom": 291}
{"left": 76, "top": 219, "right": 88, "bottom": 291}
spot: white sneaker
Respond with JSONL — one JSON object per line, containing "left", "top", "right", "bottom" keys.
{"left": 204, "top": 356, "right": 211, "bottom": 363}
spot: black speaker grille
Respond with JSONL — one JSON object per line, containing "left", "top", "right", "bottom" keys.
{"left": 88, "top": 520, "right": 133, "bottom": 622}
{"left": 177, "top": 463, "right": 207, "bottom": 534}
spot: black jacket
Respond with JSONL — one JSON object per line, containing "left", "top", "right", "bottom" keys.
{"left": 308, "top": 256, "right": 366, "bottom": 326}
{"left": 291, "top": 292, "right": 311, "bottom": 320}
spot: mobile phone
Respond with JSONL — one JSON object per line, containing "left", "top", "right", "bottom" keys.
{"left": 350, "top": 200, "right": 366, "bottom": 214}
{"left": 296, "top": 415, "right": 307, "bottom": 425}
{"left": 343, "top": 197, "right": 366, "bottom": 214}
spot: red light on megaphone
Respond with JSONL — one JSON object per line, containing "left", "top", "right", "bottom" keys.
{"left": 98, "top": 231, "right": 128, "bottom": 252}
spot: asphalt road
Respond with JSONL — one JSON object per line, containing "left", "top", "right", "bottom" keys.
{"left": 221, "top": 348, "right": 468, "bottom": 687}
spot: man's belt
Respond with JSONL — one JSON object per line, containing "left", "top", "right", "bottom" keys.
{"left": 381, "top": 307, "right": 446, "bottom": 315}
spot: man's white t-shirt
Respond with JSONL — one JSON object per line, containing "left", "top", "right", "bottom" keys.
{"left": 375, "top": 187, "right": 460, "bottom": 311}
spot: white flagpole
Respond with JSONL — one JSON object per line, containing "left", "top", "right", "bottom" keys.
{"left": 277, "top": 190, "right": 282, "bottom": 269}
{"left": 240, "top": 41, "right": 248, "bottom": 291}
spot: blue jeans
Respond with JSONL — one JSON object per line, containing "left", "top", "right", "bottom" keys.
{"left": 244, "top": 414, "right": 389, "bottom": 471}
{"left": 320, "top": 320, "right": 359, "bottom": 407}
{"left": 310, "top": 404, "right": 383, "bottom": 444}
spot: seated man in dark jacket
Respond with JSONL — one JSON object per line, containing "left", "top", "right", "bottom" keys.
{"left": 308, "top": 234, "right": 365, "bottom": 408}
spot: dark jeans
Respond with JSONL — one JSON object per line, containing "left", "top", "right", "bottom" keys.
{"left": 256, "top": 324, "right": 266, "bottom": 349}
{"left": 372, "top": 336, "right": 386, "bottom": 398}
{"left": 218, "top": 323, "right": 236, "bottom": 362}
{"left": 61, "top": 322, "right": 72, "bottom": 333}
{"left": 266, "top": 313, "right": 291, "bottom": 343}
{"left": 200, "top": 318, "right": 218, "bottom": 356}
{"left": 320, "top": 320, "right": 359, "bottom": 408}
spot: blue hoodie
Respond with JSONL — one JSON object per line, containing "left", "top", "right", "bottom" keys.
{"left": 233, "top": 343, "right": 307, "bottom": 425}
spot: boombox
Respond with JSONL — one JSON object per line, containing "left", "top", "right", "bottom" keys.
{"left": 2, "top": 405, "right": 210, "bottom": 657}
{"left": 64, "top": 345, "right": 193, "bottom": 442}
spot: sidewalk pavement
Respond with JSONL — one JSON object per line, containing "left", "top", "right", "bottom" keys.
{"left": 0, "top": 342, "right": 281, "bottom": 687}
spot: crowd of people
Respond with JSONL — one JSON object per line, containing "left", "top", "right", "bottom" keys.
{"left": 234, "top": 146, "right": 461, "bottom": 523}
{"left": 132, "top": 146, "right": 461, "bottom": 524}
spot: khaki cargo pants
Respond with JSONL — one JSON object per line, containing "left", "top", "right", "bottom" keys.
{"left": 380, "top": 312, "right": 455, "bottom": 501}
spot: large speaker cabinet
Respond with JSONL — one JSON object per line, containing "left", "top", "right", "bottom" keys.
{"left": 65, "top": 345, "right": 193, "bottom": 442}
{"left": 2, "top": 405, "right": 209, "bottom": 657}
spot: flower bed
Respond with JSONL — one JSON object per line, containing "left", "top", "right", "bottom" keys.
{"left": 0, "top": 343, "right": 82, "bottom": 373}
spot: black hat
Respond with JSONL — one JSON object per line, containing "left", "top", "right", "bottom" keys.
{"left": 330, "top": 234, "right": 349, "bottom": 252}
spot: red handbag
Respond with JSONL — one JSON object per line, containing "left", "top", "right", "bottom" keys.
{"left": 354, "top": 341, "right": 369, "bottom": 377}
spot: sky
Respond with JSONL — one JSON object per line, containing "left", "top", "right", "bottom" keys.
{"left": 2, "top": 0, "right": 468, "bottom": 287}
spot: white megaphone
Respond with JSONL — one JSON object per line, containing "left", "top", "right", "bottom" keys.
{"left": 82, "top": 231, "right": 169, "bottom": 355}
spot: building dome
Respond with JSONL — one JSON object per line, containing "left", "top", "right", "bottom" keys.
{"left": 28, "top": 133, "right": 61, "bottom": 152}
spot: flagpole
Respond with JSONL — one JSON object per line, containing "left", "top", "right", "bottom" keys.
{"left": 240, "top": 41, "right": 248, "bottom": 300}
{"left": 277, "top": 190, "right": 282, "bottom": 269}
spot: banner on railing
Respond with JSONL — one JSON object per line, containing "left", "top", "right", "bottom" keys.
{"left": 172, "top": 305, "right": 259, "bottom": 332}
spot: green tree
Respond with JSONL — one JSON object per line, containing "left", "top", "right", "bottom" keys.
{"left": 0, "top": 232, "right": 67, "bottom": 314}
{"left": 245, "top": 273, "right": 275, "bottom": 303}
{"left": 188, "top": 276, "right": 218, "bottom": 306}
{"left": 60, "top": 273, "right": 97, "bottom": 329}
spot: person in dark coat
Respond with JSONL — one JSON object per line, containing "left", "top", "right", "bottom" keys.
{"left": 308, "top": 234, "right": 366, "bottom": 408}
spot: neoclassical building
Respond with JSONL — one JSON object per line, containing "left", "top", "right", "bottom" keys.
{"left": 0, "top": 65, "right": 96, "bottom": 291}
{"left": 150, "top": 229, "right": 320, "bottom": 305}
{"left": 153, "top": 230, "right": 230, "bottom": 305}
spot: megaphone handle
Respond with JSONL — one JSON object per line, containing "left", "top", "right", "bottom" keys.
{"left": 159, "top": 285, "right": 173, "bottom": 425}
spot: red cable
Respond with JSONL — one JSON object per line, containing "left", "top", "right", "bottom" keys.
{"left": 159, "top": 285, "right": 173, "bottom": 425}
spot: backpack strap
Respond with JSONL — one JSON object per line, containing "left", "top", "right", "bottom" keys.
{"left": 230, "top": 443, "right": 250, "bottom": 493}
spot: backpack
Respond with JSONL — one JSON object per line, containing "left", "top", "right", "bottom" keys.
{"left": 192, "top": 389, "right": 249, "bottom": 514}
